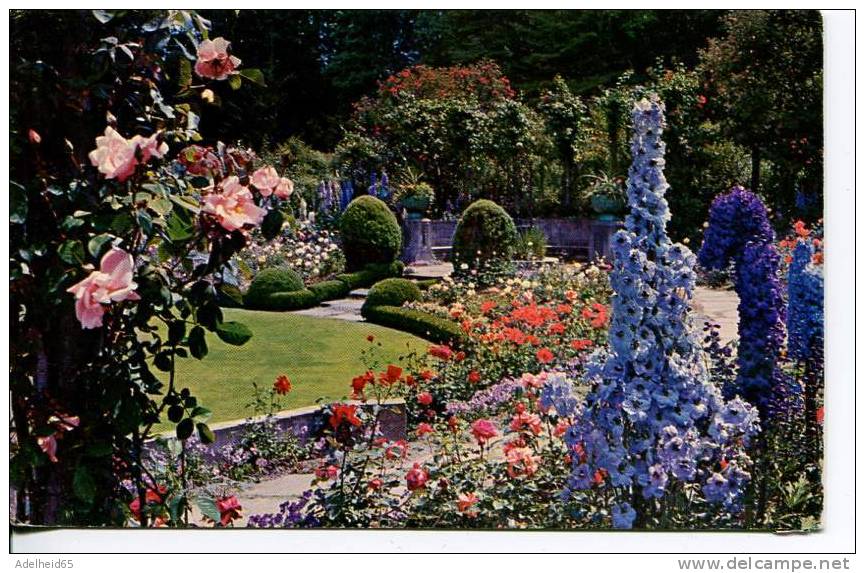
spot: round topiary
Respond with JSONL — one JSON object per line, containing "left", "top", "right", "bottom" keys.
{"left": 452, "top": 199, "right": 518, "bottom": 278}
{"left": 245, "top": 267, "right": 305, "bottom": 309}
{"left": 361, "top": 278, "right": 422, "bottom": 315}
{"left": 339, "top": 196, "right": 402, "bottom": 271}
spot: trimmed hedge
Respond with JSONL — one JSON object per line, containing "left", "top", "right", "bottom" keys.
{"left": 245, "top": 267, "right": 305, "bottom": 308}
{"left": 339, "top": 196, "right": 402, "bottom": 271}
{"left": 336, "top": 261, "right": 405, "bottom": 290}
{"left": 362, "top": 278, "right": 422, "bottom": 314}
{"left": 361, "top": 305, "right": 466, "bottom": 346}
{"left": 249, "top": 289, "right": 319, "bottom": 311}
{"left": 308, "top": 279, "right": 351, "bottom": 302}
{"left": 413, "top": 279, "right": 439, "bottom": 291}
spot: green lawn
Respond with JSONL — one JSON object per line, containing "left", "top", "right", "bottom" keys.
{"left": 161, "top": 309, "right": 428, "bottom": 426}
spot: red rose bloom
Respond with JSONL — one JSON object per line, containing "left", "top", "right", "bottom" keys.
{"left": 273, "top": 375, "right": 292, "bottom": 395}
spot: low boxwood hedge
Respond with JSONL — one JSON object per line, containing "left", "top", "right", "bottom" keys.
{"left": 248, "top": 289, "right": 319, "bottom": 311}
{"left": 308, "top": 279, "right": 351, "bottom": 302}
{"left": 336, "top": 261, "right": 405, "bottom": 290}
{"left": 361, "top": 305, "right": 466, "bottom": 346}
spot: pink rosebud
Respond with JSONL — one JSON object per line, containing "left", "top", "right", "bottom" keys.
{"left": 274, "top": 177, "right": 294, "bottom": 199}
{"left": 37, "top": 435, "right": 58, "bottom": 463}
{"left": 194, "top": 37, "right": 241, "bottom": 81}
{"left": 28, "top": 129, "right": 41, "bottom": 144}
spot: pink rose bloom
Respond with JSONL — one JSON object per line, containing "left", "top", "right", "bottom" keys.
{"left": 88, "top": 127, "right": 168, "bottom": 182}
{"left": 194, "top": 37, "right": 241, "bottom": 81}
{"left": 202, "top": 176, "right": 266, "bottom": 232}
{"left": 66, "top": 248, "right": 141, "bottom": 329}
{"left": 457, "top": 492, "right": 479, "bottom": 517}
{"left": 470, "top": 419, "right": 498, "bottom": 445}
{"left": 250, "top": 166, "right": 280, "bottom": 197}
{"left": 37, "top": 435, "right": 58, "bottom": 463}
{"left": 274, "top": 177, "right": 294, "bottom": 199}
{"left": 405, "top": 463, "right": 429, "bottom": 491}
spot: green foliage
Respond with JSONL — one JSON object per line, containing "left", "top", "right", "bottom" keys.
{"left": 514, "top": 227, "right": 548, "bottom": 260}
{"left": 335, "top": 261, "right": 405, "bottom": 290}
{"left": 338, "top": 196, "right": 402, "bottom": 271}
{"left": 362, "top": 278, "right": 422, "bottom": 313}
{"left": 308, "top": 279, "right": 351, "bottom": 302}
{"left": 361, "top": 305, "right": 466, "bottom": 346}
{"left": 251, "top": 289, "right": 319, "bottom": 311}
{"left": 452, "top": 199, "right": 518, "bottom": 280}
{"left": 245, "top": 267, "right": 305, "bottom": 309}
{"left": 699, "top": 10, "right": 823, "bottom": 209}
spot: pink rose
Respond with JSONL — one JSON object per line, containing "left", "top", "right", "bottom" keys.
{"left": 194, "top": 37, "right": 241, "bottom": 81}
{"left": 88, "top": 127, "right": 168, "bottom": 182}
{"left": 66, "top": 248, "right": 141, "bottom": 329}
{"left": 470, "top": 419, "right": 498, "bottom": 445}
{"left": 250, "top": 166, "right": 280, "bottom": 197}
{"left": 405, "top": 463, "right": 429, "bottom": 491}
{"left": 274, "top": 177, "right": 294, "bottom": 199}
{"left": 202, "top": 176, "right": 266, "bottom": 232}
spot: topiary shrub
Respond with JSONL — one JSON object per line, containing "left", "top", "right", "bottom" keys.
{"left": 245, "top": 267, "right": 305, "bottom": 309}
{"left": 362, "top": 305, "right": 466, "bottom": 346}
{"left": 452, "top": 199, "right": 518, "bottom": 281}
{"left": 308, "top": 280, "right": 351, "bottom": 302}
{"left": 339, "top": 196, "right": 402, "bottom": 271}
{"left": 361, "top": 278, "right": 422, "bottom": 314}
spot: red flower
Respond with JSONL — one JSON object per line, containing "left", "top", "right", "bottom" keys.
{"left": 420, "top": 369, "right": 436, "bottom": 381}
{"left": 570, "top": 339, "right": 594, "bottom": 351}
{"left": 129, "top": 485, "right": 168, "bottom": 524}
{"left": 367, "top": 334, "right": 375, "bottom": 342}
{"left": 351, "top": 371, "right": 375, "bottom": 399}
{"left": 447, "top": 416, "right": 459, "bottom": 432}
{"left": 416, "top": 422, "right": 435, "bottom": 437}
{"left": 582, "top": 303, "right": 609, "bottom": 329}
{"left": 216, "top": 495, "right": 242, "bottom": 526}
{"left": 816, "top": 406, "right": 825, "bottom": 424}
{"left": 418, "top": 392, "right": 433, "bottom": 406}
{"left": 386, "top": 440, "right": 409, "bottom": 460}
{"left": 696, "top": 94, "right": 708, "bottom": 107}
{"left": 794, "top": 220, "right": 811, "bottom": 238}
{"left": 468, "top": 370, "right": 482, "bottom": 384}
{"left": 273, "top": 375, "right": 292, "bottom": 395}
{"left": 429, "top": 345, "right": 453, "bottom": 360}
{"left": 315, "top": 464, "right": 339, "bottom": 480}
{"left": 547, "top": 322, "right": 566, "bottom": 336}
{"left": 454, "top": 351, "right": 466, "bottom": 362}
{"left": 556, "top": 303, "right": 573, "bottom": 315}
{"left": 379, "top": 364, "right": 403, "bottom": 385}
{"left": 405, "top": 463, "right": 429, "bottom": 491}
{"left": 470, "top": 419, "right": 498, "bottom": 445}
{"left": 368, "top": 478, "right": 383, "bottom": 490}
{"left": 535, "top": 348, "right": 555, "bottom": 364}
{"left": 329, "top": 404, "right": 362, "bottom": 430}
{"left": 480, "top": 300, "right": 498, "bottom": 314}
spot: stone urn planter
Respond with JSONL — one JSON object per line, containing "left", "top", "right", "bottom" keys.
{"left": 591, "top": 193, "right": 625, "bottom": 222}
{"left": 400, "top": 195, "right": 431, "bottom": 220}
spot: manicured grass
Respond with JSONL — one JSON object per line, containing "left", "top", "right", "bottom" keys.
{"left": 160, "top": 309, "right": 428, "bottom": 426}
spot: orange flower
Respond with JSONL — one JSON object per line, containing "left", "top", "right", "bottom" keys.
{"left": 535, "top": 348, "right": 554, "bottom": 364}
{"left": 570, "top": 338, "right": 594, "bottom": 351}
{"left": 351, "top": 371, "right": 375, "bottom": 399}
{"left": 480, "top": 300, "right": 498, "bottom": 314}
{"left": 420, "top": 369, "right": 436, "bottom": 381}
{"left": 273, "top": 375, "right": 292, "bottom": 395}
{"left": 547, "top": 322, "right": 566, "bottom": 336}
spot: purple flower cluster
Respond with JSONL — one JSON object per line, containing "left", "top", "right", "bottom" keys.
{"left": 445, "top": 377, "right": 524, "bottom": 416}
{"left": 559, "top": 97, "right": 759, "bottom": 529}
{"left": 247, "top": 489, "right": 321, "bottom": 528}
{"left": 787, "top": 240, "right": 824, "bottom": 361}
{"left": 698, "top": 187, "right": 787, "bottom": 416}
